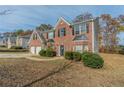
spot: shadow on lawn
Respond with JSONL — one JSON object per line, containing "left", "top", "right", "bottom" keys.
{"left": 23, "top": 62, "right": 73, "bottom": 87}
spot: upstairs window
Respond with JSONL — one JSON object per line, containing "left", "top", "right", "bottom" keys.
{"left": 74, "top": 23, "right": 87, "bottom": 35}
{"left": 33, "top": 34, "right": 37, "bottom": 40}
{"left": 80, "top": 23, "right": 87, "bottom": 33}
{"left": 74, "top": 24, "right": 80, "bottom": 35}
{"left": 59, "top": 28, "right": 66, "bottom": 37}
{"left": 48, "top": 32, "right": 54, "bottom": 39}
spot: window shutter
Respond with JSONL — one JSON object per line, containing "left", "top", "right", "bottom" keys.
{"left": 58, "top": 30, "right": 60, "bottom": 37}
{"left": 53, "top": 31, "right": 55, "bottom": 38}
{"left": 86, "top": 23, "right": 89, "bottom": 33}
{"left": 72, "top": 29, "right": 74, "bottom": 35}
{"left": 64, "top": 28, "right": 66, "bottom": 36}
{"left": 46, "top": 33, "right": 48, "bottom": 39}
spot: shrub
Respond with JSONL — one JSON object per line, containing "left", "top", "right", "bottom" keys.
{"left": 118, "top": 49, "right": 124, "bottom": 55}
{"left": 11, "top": 46, "right": 23, "bottom": 49}
{"left": 39, "top": 49, "right": 46, "bottom": 56}
{"left": 82, "top": 52, "right": 104, "bottom": 69}
{"left": 46, "top": 49, "right": 56, "bottom": 57}
{"left": 73, "top": 52, "right": 81, "bottom": 61}
{"left": 39, "top": 48, "right": 56, "bottom": 57}
{"left": 64, "top": 51, "right": 73, "bottom": 60}
{"left": 0, "top": 45, "right": 6, "bottom": 47}
{"left": 0, "top": 49, "right": 28, "bottom": 52}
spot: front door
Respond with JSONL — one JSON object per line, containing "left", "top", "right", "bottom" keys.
{"left": 60, "top": 45, "right": 64, "bottom": 56}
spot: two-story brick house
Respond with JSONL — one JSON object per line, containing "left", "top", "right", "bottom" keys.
{"left": 28, "top": 17, "right": 99, "bottom": 56}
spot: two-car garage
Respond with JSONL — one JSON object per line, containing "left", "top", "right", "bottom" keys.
{"left": 30, "top": 46, "right": 41, "bottom": 55}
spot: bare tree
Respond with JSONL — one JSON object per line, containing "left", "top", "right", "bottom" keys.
{"left": 100, "top": 14, "right": 122, "bottom": 52}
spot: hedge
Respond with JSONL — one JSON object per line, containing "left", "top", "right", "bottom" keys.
{"left": 81, "top": 52, "right": 104, "bottom": 69}
{"left": 39, "top": 49, "right": 46, "bottom": 56}
{"left": 64, "top": 51, "right": 81, "bottom": 61}
{"left": 0, "top": 45, "right": 6, "bottom": 47}
{"left": 73, "top": 52, "right": 81, "bottom": 61}
{"left": 39, "top": 48, "right": 56, "bottom": 57}
{"left": 64, "top": 51, "right": 73, "bottom": 60}
{"left": 118, "top": 49, "right": 124, "bottom": 55}
{"left": 46, "top": 49, "right": 56, "bottom": 57}
{"left": 11, "top": 46, "right": 23, "bottom": 49}
{"left": 0, "top": 49, "right": 28, "bottom": 52}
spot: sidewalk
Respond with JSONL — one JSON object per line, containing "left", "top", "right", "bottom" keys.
{"left": 26, "top": 56, "right": 64, "bottom": 61}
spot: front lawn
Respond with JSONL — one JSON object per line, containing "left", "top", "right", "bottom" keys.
{"left": 0, "top": 53, "right": 124, "bottom": 87}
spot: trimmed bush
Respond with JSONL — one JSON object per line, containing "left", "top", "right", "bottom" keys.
{"left": 0, "top": 45, "right": 6, "bottom": 47}
{"left": 39, "top": 49, "right": 46, "bottom": 56}
{"left": 0, "top": 49, "right": 28, "bottom": 52}
{"left": 73, "top": 52, "right": 81, "bottom": 61}
{"left": 39, "top": 48, "right": 56, "bottom": 57}
{"left": 64, "top": 51, "right": 73, "bottom": 60}
{"left": 11, "top": 46, "right": 23, "bottom": 49}
{"left": 46, "top": 49, "right": 56, "bottom": 57}
{"left": 118, "top": 49, "right": 124, "bottom": 55}
{"left": 82, "top": 52, "right": 104, "bottom": 69}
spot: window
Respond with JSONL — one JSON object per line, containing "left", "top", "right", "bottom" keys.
{"left": 74, "top": 24, "right": 80, "bottom": 35}
{"left": 75, "top": 45, "right": 83, "bottom": 53}
{"left": 48, "top": 32, "right": 54, "bottom": 39}
{"left": 83, "top": 45, "right": 88, "bottom": 51}
{"left": 75, "top": 45, "right": 88, "bottom": 53}
{"left": 33, "top": 34, "right": 37, "bottom": 40}
{"left": 59, "top": 28, "right": 66, "bottom": 37}
{"left": 80, "top": 23, "right": 87, "bottom": 33}
{"left": 74, "top": 23, "right": 87, "bottom": 35}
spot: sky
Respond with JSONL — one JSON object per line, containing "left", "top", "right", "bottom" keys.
{"left": 0, "top": 5, "right": 124, "bottom": 45}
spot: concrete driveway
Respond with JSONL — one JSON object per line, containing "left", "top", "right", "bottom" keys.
{"left": 0, "top": 52, "right": 32, "bottom": 58}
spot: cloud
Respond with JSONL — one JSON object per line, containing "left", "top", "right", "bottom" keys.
{"left": 0, "top": 5, "right": 124, "bottom": 31}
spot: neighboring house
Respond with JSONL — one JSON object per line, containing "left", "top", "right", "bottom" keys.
{"left": 0, "top": 36, "right": 8, "bottom": 46}
{"left": 16, "top": 35, "right": 31, "bottom": 48}
{"left": 28, "top": 17, "right": 99, "bottom": 55}
{"left": 7, "top": 37, "right": 17, "bottom": 49}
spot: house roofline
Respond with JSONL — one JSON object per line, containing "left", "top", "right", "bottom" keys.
{"left": 54, "top": 17, "right": 71, "bottom": 29}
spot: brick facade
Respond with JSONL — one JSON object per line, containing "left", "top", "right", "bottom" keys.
{"left": 29, "top": 17, "right": 99, "bottom": 55}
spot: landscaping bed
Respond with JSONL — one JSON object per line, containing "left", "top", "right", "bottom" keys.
{"left": 0, "top": 47, "right": 29, "bottom": 52}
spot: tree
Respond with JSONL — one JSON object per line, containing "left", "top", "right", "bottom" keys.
{"left": 118, "top": 15, "right": 124, "bottom": 32}
{"left": 15, "top": 29, "right": 24, "bottom": 36}
{"left": 100, "top": 14, "right": 121, "bottom": 51}
{"left": 36, "top": 24, "right": 53, "bottom": 31}
{"left": 73, "top": 12, "right": 93, "bottom": 23}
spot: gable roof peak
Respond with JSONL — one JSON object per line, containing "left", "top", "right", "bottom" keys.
{"left": 54, "top": 17, "right": 71, "bottom": 28}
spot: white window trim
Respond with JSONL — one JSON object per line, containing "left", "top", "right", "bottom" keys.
{"left": 92, "top": 20, "right": 95, "bottom": 53}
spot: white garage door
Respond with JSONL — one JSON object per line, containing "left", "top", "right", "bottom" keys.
{"left": 30, "top": 46, "right": 41, "bottom": 55}
{"left": 36, "top": 47, "right": 42, "bottom": 55}
{"left": 30, "top": 47, "right": 36, "bottom": 54}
